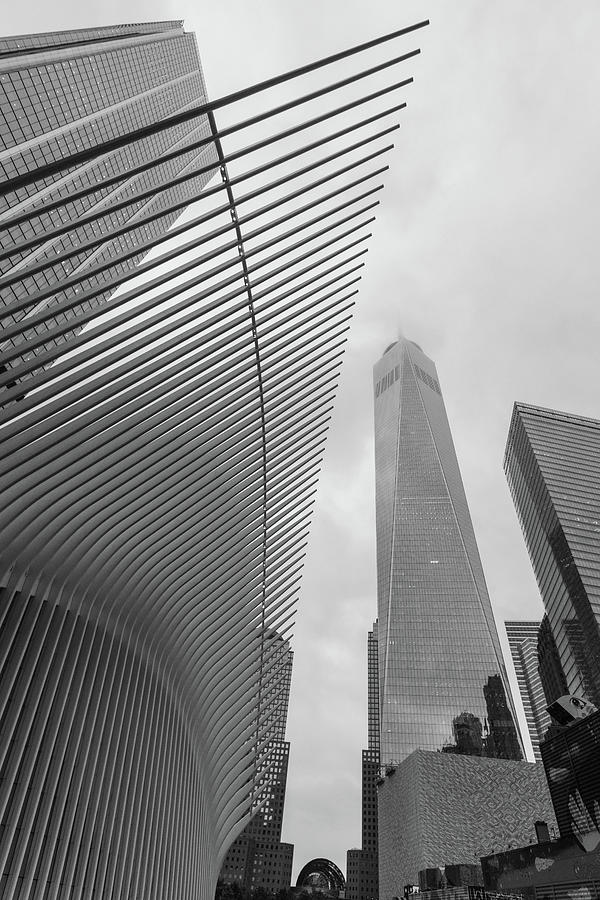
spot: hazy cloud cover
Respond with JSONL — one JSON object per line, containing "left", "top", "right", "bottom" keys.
{"left": 4, "top": 0, "right": 600, "bottom": 879}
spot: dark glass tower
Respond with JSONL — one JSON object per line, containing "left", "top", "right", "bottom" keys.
{"left": 373, "top": 338, "right": 523, "bottom": 764}
{"left": 347, "top": 622, "right": 380, "bottom": 900}
{"left": 538, "top": 614, "right": 569, "bottom": 709}
{"left": 0, "top": 22, "right": 217, "bottom": 389}
{"left": 505, "top": 620, "right": 551, "bottom": 762}
{"left": 504, "top": 403, "right": 600, "bottom": 707}
{"left": 540, "top": 707, "right": 600, "bottom": 841}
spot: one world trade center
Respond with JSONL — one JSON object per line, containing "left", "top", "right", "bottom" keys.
{"left": 373, "top": 338, "right": 523, "bottom": 766}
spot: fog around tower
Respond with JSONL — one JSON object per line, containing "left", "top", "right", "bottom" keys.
{"left": 3, "top": 0, "right": 600, "bottom": 879}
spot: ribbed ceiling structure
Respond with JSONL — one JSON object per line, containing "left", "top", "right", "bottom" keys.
{"left": 0, "top": 20, "right": 428, "bottom": 900}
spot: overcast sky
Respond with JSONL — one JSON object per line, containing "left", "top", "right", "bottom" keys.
{"left": 4, "top": 0, "right": 600, "bottom": 881}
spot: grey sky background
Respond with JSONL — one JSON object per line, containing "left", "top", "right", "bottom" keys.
{"left": 4, "top": 0, "right": 600, "bottom": 880}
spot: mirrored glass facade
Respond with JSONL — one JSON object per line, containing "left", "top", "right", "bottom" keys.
{"left": 505, "top": 620, "right": 551, "bottom": 762}
{"left": 374, "top": 338, "right": 523, "bottom": 765}
{"left": 0, "top": 21, "right": 217, "bottom": 386}
{"left": 504, "top": 403, "right": 600, "bottom": 707}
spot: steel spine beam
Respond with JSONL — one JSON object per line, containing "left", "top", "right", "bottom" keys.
{"left": 0, "top": 19, "right": 428, "bottom": 900}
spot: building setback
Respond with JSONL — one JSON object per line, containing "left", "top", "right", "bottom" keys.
{"left": 505, "top": 620, "right": 551, "bottom": 762}
{"left": 504, "top": 403, "right": 600, "bottom": 707}
{"left": 373, "top": 338, "right": 523, "bottom": 765}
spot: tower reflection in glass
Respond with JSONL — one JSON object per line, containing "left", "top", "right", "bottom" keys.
{"left": 373, "top": 339, "right": 523, "bottom": 765}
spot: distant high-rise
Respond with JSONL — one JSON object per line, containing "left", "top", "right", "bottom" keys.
{"left": 347, "top": 622, "right": 380, "bottom": 900}
{"left": 219, "top": 634, "right": 294, "bottom": 893}
{"left": 0, "top": 21, "right": 217, "bottom": 389}
{"left": 504, "top": 403, "right": 600, "bottom": 707}
{"left": 505, "top": 621, "right": 551, "bottom": 762}
{"left": 373, "top": 338, "right": 523, "bottom": 764}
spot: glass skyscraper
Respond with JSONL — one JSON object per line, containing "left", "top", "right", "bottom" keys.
{"left": 0, "top": 21, "right": 217, "bottom": 388}
{"left": 373, "top": 338, "right": 523, "bottom": 765}
{"left": 504, "top": 402, "right": 600, "bottom": 707}
{"left": 505, "top": 620, "right": 551, "bottom": 762}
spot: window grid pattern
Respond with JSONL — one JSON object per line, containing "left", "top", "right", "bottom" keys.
{"left": 367, "top": 625, "right": 380, "bottom": 752}
{"left": 219, "top": 640, "right": 294, "bottom": 893}
{"left": 505, "top": 620, "right": 552, "bottom": 762}
{"left": 504, "top": 404, "right": 600, "bottom": 707}
{"left": 374, "top": 339, "right": 523, "bottom": 765}
{"left": 0, "top": 23, "right": 183, "bottom": 56}
{"left": 0, "top": 29, "right": 217, "bottom": 382}
{"left": 346, "top": 624, "right": 380, "bottom": 900}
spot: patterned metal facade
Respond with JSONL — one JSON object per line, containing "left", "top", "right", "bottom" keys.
{"left": 373, "top": 338, "right": 523, "bottom": 765}
{"left": 504, "top": 404, "right": 600, "bottom": 707}
{"left": 378, "top": 750, "right": 557, "bottom": 900}
{"left": 0, "top": 19, "right": 429, "bottom": 900}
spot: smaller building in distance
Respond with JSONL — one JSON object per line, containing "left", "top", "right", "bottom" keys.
{"left": 540, "top": 704, "right": 600, "bottom": 844}
{"left": 219, "top": 635, "right": 294, "bottom": 893}
{"left": 377, "top": 749, "right": 556, "bottom": 900}
{"left": 346, "top": 623, "right": 380, "bottom": 900}
{"left": 505, "top": 621, "right": 552, "bottom": 761}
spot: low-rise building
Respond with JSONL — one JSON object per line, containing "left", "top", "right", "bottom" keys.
{"left": 378, "top": 750, "right": 556, "bottom": 900}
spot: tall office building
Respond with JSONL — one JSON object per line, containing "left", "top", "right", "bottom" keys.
{"left": 0, "top": 18, "right": 429, "bottom": 899}
{"left": 373, "top": 338, "right": 523, "bottom": 764}
{"left": 505, "top": 621, "right": 551, "bottom": 761}
{"left": 0, "top": 22, "right": 217, "bottom": 389}
{"left": 219, "top": 635, "right": 295, "bottom": 893}
{"left": 347, "top": 623, "right": 380, "bottom": 900}
{"left": 504, "top": 403, "right": 600, "bottom": 707}
{"left": 372, "top": 344, "right": 567, "bottom": 900}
